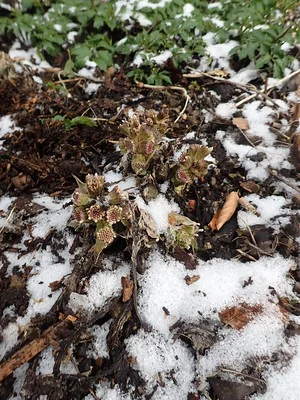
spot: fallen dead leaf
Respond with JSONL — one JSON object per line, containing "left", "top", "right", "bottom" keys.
{"left": 9, "top": 274, "right": 26, "bottom": 289}
{"left": 121, "top": 276, "right": 134, "bottom": 303}
{"left": 208, "top": 191, "right": 239, "bottom": 231}
{"left": 49, "top": 278, "right": 64, "bottom": 292}
{"left": 278, "top": 296, "right": 300, "bottom": 316}
{"left": 219, "top": 303, "right": 263, "bottom": 330}
{"left": 239, "top": 197, "right": 260, "bottom": 216}
{"left": 185, "top": 274, "right": 200, "bottom": 285}
{"left": 233, "top": 117, "right": 249, "bottom": 130}
{"left": 239, "top": 180, "right": 259, "bottom": 193}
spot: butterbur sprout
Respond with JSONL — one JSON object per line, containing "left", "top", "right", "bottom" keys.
{"left": 87, "top": 204, "right": 105, "bottom": 223}
{"left": 131, "top": 153, "right": 147, "bottom": 173}
{"left": 109, "top": 186, "right": 129, "bottom": 205}
{"left": 73, "top": 188, "right": 90, "bottom": 207}
{"left": 86, "top": 174, "right": 105, "bottom": 197}
{"left": 167, "top": 212, "right": 199, "bottom": 252}
{"left": 72, "top": 207, "right": 87, "bottom": 224}
{"left": 70, "top": 174, "right": 133, "bottom": 257}
{"left": 96, "top": 224, "right": 116, "bottom": 244}
{"left": 176, "top": 169, "right": 192, "bottom": 184}
{"left": 118, "top": 109, "right": 169, "bottom": 175}
{"left": 173, "top": 145, "right": 212, "bottom": 195}
{"left": 106, "top": 205, "right": 123, "bottom": 224}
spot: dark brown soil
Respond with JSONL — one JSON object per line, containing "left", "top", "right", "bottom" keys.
{"left": 0, "top": 55, "right": 299, "bottom": 400}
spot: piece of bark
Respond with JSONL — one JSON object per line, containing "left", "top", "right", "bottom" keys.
{"left": 0, "top": 320, "right": 68, "bottom": 382}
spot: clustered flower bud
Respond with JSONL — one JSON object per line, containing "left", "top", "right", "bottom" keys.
{"left": 118, "top": 109, "right": 169, "bottom": 175}
{"left": 109, "top": 186, "right": 129, "bottom": 205}
{"left": 173, "top": 145, "right": 212, "bottom": 195}
{"left": 86, "top": 174, "right": 105, "bottom": 197}
{"left": 70, "top": 174, "right": 132, "bottom": 256}
{"left": 106, "top": 205, "right": 123, "bottom": 224}
{"left": 87, "top": 204, "right": 105, "bottom": 222}
{"left": 72, "top": 207, "right": 87, "bottom": 224}
{"left": 96, "top": 224, "right": 116, "bottom": 244}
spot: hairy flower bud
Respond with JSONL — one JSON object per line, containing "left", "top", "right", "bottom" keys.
{"left": 176, "top": 168, "right": 192, "bottom": 184}
{"left": 131, "top": 154, "right": 147, "bottom": 173}
{"left": 86, "top": 174, "right": 105, "bottom": 197}
{"left": 73, "top": 188, "right": 90, "bottom": 207}
{"left": 109, "top": 186, "right": 129, "bottom": 205}
{"left": 72, "top": 207, "right": 87, "bottom": 224}
{"left": 96, "top": 224, "right": 116, "bottom": 244}
{"left": 106, "top": 205, "right": 123, "bottom": 224}
{"left": 87, "top": 204, "right": 105, "bottom": 222}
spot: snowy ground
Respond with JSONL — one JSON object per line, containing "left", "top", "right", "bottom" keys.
{"left": 0, "top": 1, "right": 300, "bottom": 400}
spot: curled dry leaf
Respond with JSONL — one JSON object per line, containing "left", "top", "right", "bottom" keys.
{"left": 239, "top": 197, "right": 260, "bottom": 216}
{"left": 121, "top": 276, "right": 134, "bottom": 303}
{"left": 239, "top": 180, "right": 259, "bottom": 193}
{"left": 185, "top": 274, "right": 200, "bottom": 285}
{"left": 232, "top": 117, "right": 249, "bottom": 130}
{"left": 208, "top": 191, "right": 239, "bottom": 231}
{"left": 219, "top": 303, "right": 263, "bottom": 330}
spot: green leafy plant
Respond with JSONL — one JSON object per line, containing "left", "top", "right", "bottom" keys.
{"left": 1, "top": 0, "right": 298, "bottom": 83}
{"left": 52, "top": 115, "right": 97, "bottom": 130}
{"left": 173, "top": 144, "right": 212, "bottom": 195}
{"left": 70, "top": 174, "right": 132, "bottom": 254}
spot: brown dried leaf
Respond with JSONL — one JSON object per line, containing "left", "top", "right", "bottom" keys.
{"left": 185, "top": 274, "right": 200, "bottom": 285}
{"left": 209, "top": 378, "right": 257, "bottom": 400}
{"left": 208, "top": 192, "right": 239, "bottom": 231}
{"left": 121, "top": 276, "right": 134, "bottom": 303}
{"left": 219, "top": 303, "right": 263, "bottom": 330}
{"left": 138, "top": 208, "right": 159, "bottom": 241}
{"left": 49, "top": 278, "right": 64, "bottom": 292}
{"left": 233, "top": 117, "right": 249, "bottom": 130}
{"left": 239, "top": 197, "right": 260, "bottom": 216}
{"left": 173, "top": 247, "right": 197, "bottom": 270}
{"left": 239, "top": 180, "right": 259, "bottom": 193}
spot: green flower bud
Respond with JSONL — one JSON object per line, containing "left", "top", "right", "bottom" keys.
{"left": 72, "top": 207, "right": 87, "bottom": 224}
{"left": 108, "top": 186, "right": 129, "bottom": 205}
{"left": 73, "top": 188, "right": 90, "bottom": 207}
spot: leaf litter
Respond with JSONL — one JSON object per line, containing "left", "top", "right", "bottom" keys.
{"left": 0, "top": 10, "right": 300, "bottom": 400}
